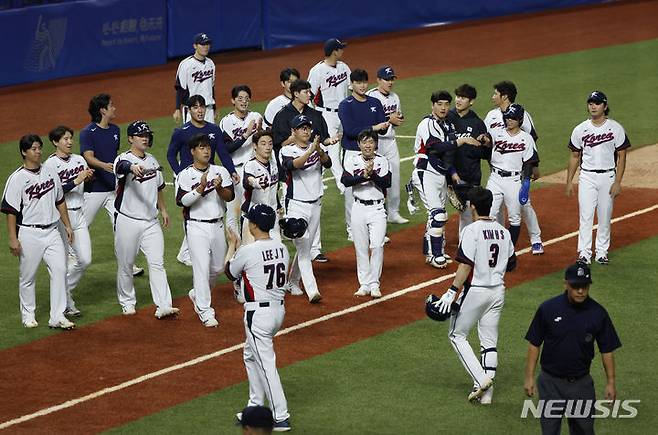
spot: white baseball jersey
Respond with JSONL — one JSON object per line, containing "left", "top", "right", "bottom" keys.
{"left": 43, "top": 153, "right": 87, "bottom": 209}
{"left": 175, "top": 55, "right": 216, "bottom": 106}
{"left": 228, "top": 238, "right": 290, "bottom": 302}
{"left": 2, "top": 165, "right": 64, "bottom": 225}
{"left": 484, "top": 107, "right": 537, "bottom": 148}
{"left": 308, "top": 60, "right": 351, "bottom": 109}
{"left": 280, "top": 144, "right": 324, "bottom": 202}
{"left": 264, "top": 94, "right": 291, "bottom": 126}
{"left": 365, "top": 88, "right": 400, "bottom": 140}
{"left": 489, "top": 129, "right": 536, "bottom": 172}
{"left": 413, "top": 116, "right": 454, "bottom": 175}
{"left": 176, "top": 164, "right": 232, "bottom": 220}
{"left": 242, "top": 157, "right": 279, "bottom": 213}
{"left": 343, "top": 153, "right": 390, "bottom": 201}
{"left": 113, "top": 151, "right": 164, "bottom": 221}
{"left": 457, "top": 219, "right": 515, "bottom": 287}
{"left": 568, "top": 118, "right": 630, "bottom": 171}
{"left": 219, "top": 111, "right": 263, "bottom": 166}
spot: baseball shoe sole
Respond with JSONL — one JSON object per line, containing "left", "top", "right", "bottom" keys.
{"left": 64, "top": 307, "right": 82, "bottom": 317}
{"left": 132, "top": 265, "right": 145, "bottom": 276}
{"left": 429, "top": 256, "right": 448, "bottom": 269}
{"left": 387, "top": 214, "right": 409, "bottom": 224}
{"left": 313, "top": 253, "right": 329, "bottom": 263}
{"left": 155, "top": 307, "right": 180, "bottom": 319}
{"left": 532, "top": 243, "right": 545, "bottom": 255}
{"left": 577, "top": 256, "right": 591, "bottom": 265}
{"left": 370, "top": 287, "right": 382, "bottom": 298}
{"left": 354, "top": 286, "right": 370, "bottom": 297}
{"left": 468, "top": 378, "right": 493, "bottom": 402}
{"left": 122, "top": 305, "right": 136, "bottom": 316}
{"left": 309, "top": 293, "right": 322, "bottom": 304}
{"left": 203, "top": 317, "right": 219, "bottom": 328}
{"left": 48, "top": 318, "right": 75, "bottom": 330}
{"left": 596, "top": 256, "right": 609, "bottom": 265}
{"left": 23, "top": 319, "right": 39, "bottom": 328}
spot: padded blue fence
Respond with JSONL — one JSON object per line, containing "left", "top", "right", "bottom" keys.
{"left": 0, "top": 0, "right": 608, "bottom": 87}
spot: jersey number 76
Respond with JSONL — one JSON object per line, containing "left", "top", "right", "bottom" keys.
{"left": 264, "top": 263, "right": 286, "bottom": 289}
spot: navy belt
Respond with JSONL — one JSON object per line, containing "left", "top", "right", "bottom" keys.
{"left": 543, "top": 369, "right": 588, "bottom": 383}
{"left": 355, "top": 198, "right": 384, "bottom": 206}
{"left": 68, "top": 207, "right": 82, "bottom": 211}
{"left": 492, "top": 167, "right": 520, "bottom": 177}
{"left": 188, "top": 218, "right": 221, "bottom": 223}
{"left": 259, "top": 300, "right": 283, "bottom": 307}
{"left": 20, "top": 223, "right": 55, "bottom": 229}
{"left": 582, "top": 168, "right": 615, "bottom": 173}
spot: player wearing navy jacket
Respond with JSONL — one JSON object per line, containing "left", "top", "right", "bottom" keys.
{"left": 337, "top": 69, "right": 389, "bottom": 240}
{"left": 167, "top": 94, "right": 237, "bottom": 266}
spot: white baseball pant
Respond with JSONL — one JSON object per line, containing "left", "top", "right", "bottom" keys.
{"left": 343, "top": 149, "right": 361, "bottom": 237}
{"left": 114, "top": 213, "right": 174, "bottom": 311}
{"left": 577, "top": 169, "right": 615, "bottom": 259}
{"left": 287, "top": 199, "right": 321, "bottom": 301}
{"left": 58, "top": 208, "right": 91, "bottom": 309}
{"left": 322, "top": 110, "right": 344, "bottom": 192}
{"left": 458, "top": 203, "right": 474, "bottom": 243}
{"left": 173, "top": 176, "right": 191, "bottom": 264}
{"left": 17, "top": 225, "right": 67, "bottom": 325}
{"left": 522, "top": 202, "right": 542, "bottom": 245}
{"left": 187, "top": 220, "right": 226, "bottom": 323}
{"left": 351, "top": 201, "right": 387, "bottom": 289}
{"left": 448, "top": 285, "right": 505, "bottom": 388}
{"left": 226, "top": 166, "right": 245, "bottom": 238}
{"left": 411, "top": 167, "right": 448, "bottom": 257}
{"left": 487, "top": 172, "right": 521, "bottom": 226}
{"left": 378, "top": 137, "right": 402, "bottom": 218}
{"left": 243, "top": 301, "right": 289, "bottom": 423}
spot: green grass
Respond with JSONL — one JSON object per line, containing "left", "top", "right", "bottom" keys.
{"left": 1, "top": 38, "right": 658, "bottom": 348}
{"left": 108, "top": 235, "right": 658, "bottom": 434}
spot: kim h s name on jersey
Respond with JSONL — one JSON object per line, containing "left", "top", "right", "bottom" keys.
{"left": 494, "top": 139, "right": 527, "bottom": 154}
{"left": 326, "top": 72, "right": 348, "bottom": 88}
{"left": 192, "top": 69, "right": 213, "bottom": 84}
{"left": 482, "top": 228, "right": 506, "bottom": 240}
{"left": 581, "top": 132, "right": 614, "bottom": 148}
{"left": 26, "top": 178, "right": 55, "bottom": 200}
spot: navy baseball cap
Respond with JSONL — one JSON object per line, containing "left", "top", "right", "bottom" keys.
{"left": 502, "top": 103, "right": 524, "bottom": 122}
{"left": 193, "top": 32, "right": 212, "bottom": 45}
{"left": 324, "top": 38, "right": 347, "bottom": 56}
{"left": 291, "top": 114, "right": 312, "bottom": 129}
{"left": 587, "top": 90, "right": 607, "bottom": 105}
{"left": 238, "top": 406, "right": 274, "bottom": 428}
{"left": 565, "top": 263, "right": 593, "bottom": 286}
{"left": 127, "top": 120, "right": 153, "bottom": 136}
{"left": 247, "top": 204, "right": 276, "bottom": 232}
{"left": 377, "top": 66, "right": 397, "bottom": 80}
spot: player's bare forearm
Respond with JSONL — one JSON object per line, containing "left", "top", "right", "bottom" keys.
{"left": 6, "top": 214, "right": 20, "bottom": 255}
{"left": 217, "top": 186, "right": 234, "bottom": 202}
{"left": 601, "top": 352, "right": 617, "bottom": 400}
{"left": 566, "top": 152, "right": 581, "bottom": 184}
{"left": 524, "top": 344, "right": 540, "bottom": 396}
{"left": 56, "top": 200, "right": 72, "bottom": 231}
{"left": 83, "top": 151, "right": 113, "bottom": 173}
{"left": 614, "top": 149, "right": 627, "bottom": 185}
{"left": 451, "top": 263, "right": 472, "bottom": 290}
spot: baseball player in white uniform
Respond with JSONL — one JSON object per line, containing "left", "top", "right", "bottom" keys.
{"left": 484, "top": 81, "right": 544, "bottom": 254}
{"left": 241, "top": 130, "right": 281, "bottom": 244}
{"left": 225, "top": 204, "right": 292, "bottom": 432}
{"left": 176, "top": 133, "right": 234, "bottom": 327}
{"left": 173, "top": 33, "right": 216, "bottom": 124}
{"left": 342, "top": 130, "right": 391, "bottom": 298}
{"left": 113, "top": 121, "right": 179, "bottom": 318}
{"left": 308, "top": 38, "right": 351, "bottom": 192}
{"left": 434, "top": 187, "right": 516, "bottom": 404}
{"left": 219, "top": 85, "right": 263, "bottom": 237}
{"left": 366, "top": 66, "right": 408, "bottom": 224}
{"left": 566, "top": 91, "right": 630, "bottom": 265}
{"left": 264, "top": 68, "right": 300, "bottom": 127}
{"left": 280, "top": 115, "right": 332, "bottom": 303}
{"left": 44, "top": 126, "right": 94, "bottom": 317}
{"left": 484, "top": 104, "right": 538, "bottom": 248}
{"left": 412, "top": 91, "right": 481, "bottom": 268}
{"left": 2, "top": 134, "right": 75, "bottom": 330}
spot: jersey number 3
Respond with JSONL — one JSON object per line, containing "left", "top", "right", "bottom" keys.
{"left": 264, "top": 263, "right": 286, "bottom": 289}
{"left": 489, "top": 244, "right": 500, "bottom": 267}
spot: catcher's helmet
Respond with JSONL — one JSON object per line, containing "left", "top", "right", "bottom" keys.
{"left": 127, "top": 120, "right": 154, "bottom": 147}
{"left": 279, "top": 217, "right": 308, "bottom": 239}
{"left": 502, "top": 103, "right": 524, "bottom": 126}
{"left": 247, "top": 204, "right": 276, "bottom": 232}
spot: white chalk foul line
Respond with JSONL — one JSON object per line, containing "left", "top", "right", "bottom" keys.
{"left": 3, "top": 202, "right": 657, "bottom": 430}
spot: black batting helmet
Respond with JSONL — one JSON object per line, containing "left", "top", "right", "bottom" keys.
{"left": 127, "top": 120, "right": 154, "bottom": 147}
{"left": 247, "top": 204, "right": 276, "bottom": 232}
{"left": 279, "top": 217, "right": 308, "bottom": 239}
{"left": 425, "top": 294, "right": 460, "bottom": 322}
{"left": 502, "top": 103, "right": 524, "bottom": 127}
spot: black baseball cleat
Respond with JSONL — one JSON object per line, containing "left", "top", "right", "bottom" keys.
{"left": 596, "top": 256, "right": 609, "bottom": 265}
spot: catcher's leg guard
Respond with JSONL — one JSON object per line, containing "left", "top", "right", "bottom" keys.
{"left": 428, "top": 208, "right": 447, "bottom": 257}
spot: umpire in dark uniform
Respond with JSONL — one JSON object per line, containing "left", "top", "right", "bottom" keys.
{"left": 446, "top": 84, "right": 490, "bottom": 239}
{"left": 524, "top": 262, "right": 621, "bottom": 435}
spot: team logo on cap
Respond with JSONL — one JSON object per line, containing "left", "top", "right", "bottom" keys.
{"left": 577, "top": 267, "right": 585, "bottom": 276}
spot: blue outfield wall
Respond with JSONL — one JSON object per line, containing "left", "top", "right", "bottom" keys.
{"left": 0, "top": 0, "right": 610, "bottom": 87}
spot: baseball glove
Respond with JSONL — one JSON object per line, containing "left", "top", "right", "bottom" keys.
{"left": 447, "top": 186, "right": 465, "bottom": 212}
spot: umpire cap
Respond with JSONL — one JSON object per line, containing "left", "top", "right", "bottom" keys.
{"left": 565, "top": 263, "right": 593, "bottom": 286}
{"left": 279, "top": 217, "right": 308, "bottom": 239}
{"left": 502, "top": 103, "right": 524, "bottom": 125}
{"left": 247, "top": 204, "right": 276, "bottom": 232}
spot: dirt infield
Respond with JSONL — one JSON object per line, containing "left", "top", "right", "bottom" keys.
{"left": 2, "top": 1, "right": 658, "bottom": 432}
{"left": 3, "top": 185, "right": 658, "bottom": 432}
{"left": 1, "top": 0, "right": 658, "bottom": 143}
